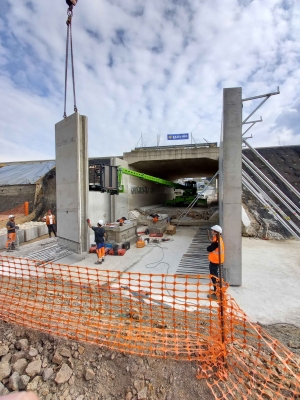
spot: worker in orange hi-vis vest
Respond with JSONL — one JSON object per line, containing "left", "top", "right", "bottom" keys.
{"left": 6, "top": 215, "right": 19, "bottom": 251}
{"left": 207, "top": 225, "right": 225, "bottom": 301}
{"left": 42, "top": 210, "right": 57, "bottom": 238}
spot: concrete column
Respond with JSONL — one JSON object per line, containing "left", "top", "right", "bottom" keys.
{"left": 219, "top": 88, "right": 242, "bottom": 285}
{"left": 55, "top": 113, "right": 88, "bottom": 253}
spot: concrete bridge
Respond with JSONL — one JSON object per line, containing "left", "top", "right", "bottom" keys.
{"left": 123, "top": 143, "right": 219, "bottom": 180}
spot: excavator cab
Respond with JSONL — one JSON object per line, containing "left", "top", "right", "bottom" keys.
{"left": 183, "top": 181, "right": 197, "bottom": 196}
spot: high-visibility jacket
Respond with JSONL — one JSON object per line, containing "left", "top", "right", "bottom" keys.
{"left": 45, "top": 214, "right": 56, "bottom": 225}
{"left": 208, "top": 235, "right": 225, "bottom": 264}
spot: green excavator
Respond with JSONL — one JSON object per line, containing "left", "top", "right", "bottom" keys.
{"left": 118, "top": 168, "right": 207, "bottom": 206}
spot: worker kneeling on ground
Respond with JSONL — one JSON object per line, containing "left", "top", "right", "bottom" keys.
{"left": 87, "top": 219, "right": 106, "bottom": 265}
{"left": 6, "top": 215, "right": 19, "bottom": 251}
{"left": 207, "top": 225, "right": 225, "bottom": 301}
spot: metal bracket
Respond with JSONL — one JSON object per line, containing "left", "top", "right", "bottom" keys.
{"left": 242, "top": 122, "right": 258, "bottom": 137}
{"left": 243, "top": 117, "right": 263, "bottom": 125}
{"left": 242, "top": 87, "right": 280, "bottom": 102}
{"left": 242, "top": 87, "right": 280, "bottom": 125}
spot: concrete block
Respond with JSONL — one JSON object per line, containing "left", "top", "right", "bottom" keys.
{"left": 149, "top": 227, "right": 166, "bottom": 234}
{"left": 24, "top": 227, "right": 38, "bottom": 242}
{"left": 104, "top": 222, "right": 137, "bottom": 246}
{"left": 0, "top": 233, "right": 7, "bottom": 250}
{"left": 37, "top": 223, "right": 48, "bottom": 236}
{"left": 17, "top": 229, "right": 25, "bottom": 244}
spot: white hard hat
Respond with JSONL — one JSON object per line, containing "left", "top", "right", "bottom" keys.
{"left": 211, "top": 225, "right": 222, "bottom": 233}
{"left": 9, "top": 215, "right": 15, "bottom": 218}
{"left": 98, "top": 220, "right": 103, "bottom": 225}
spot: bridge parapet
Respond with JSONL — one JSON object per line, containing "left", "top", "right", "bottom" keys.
{"left": 123, "top": 145, "right": 219, "bottom": 165}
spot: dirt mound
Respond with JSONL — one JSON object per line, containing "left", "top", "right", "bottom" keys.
{"left": 0, "top": 321, "right": 212, "bottom": 400}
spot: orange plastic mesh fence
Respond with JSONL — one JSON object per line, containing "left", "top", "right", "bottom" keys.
{"left": 0, "top": 202, "right": 28, "bottom": 221}
{"left": 0, "top": 255, "right": 299, "bottom": 400}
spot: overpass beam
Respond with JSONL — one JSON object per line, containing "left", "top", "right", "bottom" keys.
{"left": 220, "top": 88, "right": 242, "bottom": 286}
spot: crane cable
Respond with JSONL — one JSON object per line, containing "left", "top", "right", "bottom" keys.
{"left": 63, "top": 3, "right": 78, "bottom": 118}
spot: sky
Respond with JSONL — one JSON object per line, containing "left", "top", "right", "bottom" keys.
{"left": 0, "top": 0, "right": 299, "bottom": 162}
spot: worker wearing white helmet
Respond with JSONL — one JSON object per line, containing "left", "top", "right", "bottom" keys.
{"left": 86, "top": 218, "right": 106, "bottom": 264}
{"left": 6, "top": 215, "right": 19, "bottom": 251}
{"left": 207, "top": 225, "right": 225, "bottom": 301}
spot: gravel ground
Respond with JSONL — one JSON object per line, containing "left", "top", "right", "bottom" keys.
{"left": 261, "top": 323, "right": 300, "bottom": 356}
{"left": 0, "top": 320, "right": 213, "bottom": 400}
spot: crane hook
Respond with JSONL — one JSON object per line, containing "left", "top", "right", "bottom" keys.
{"left": 66, "top": 0, "right": 78, "bottom": 10}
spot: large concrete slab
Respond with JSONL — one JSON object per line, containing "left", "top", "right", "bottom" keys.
{"left": 55, "top": 113, "right": 88, "bottom": 253}
{"left": 228, "top": 238, "right": 300, "bottom": 327}
{"left": 219, "top": 87, "right": 242, "bottom": 286}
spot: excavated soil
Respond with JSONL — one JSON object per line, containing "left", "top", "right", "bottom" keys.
{"left": 0, "top": 320, "right": 213, "bottom": 400}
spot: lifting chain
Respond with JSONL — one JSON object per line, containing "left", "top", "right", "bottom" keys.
{"left": 63, "top": 1, "right": 78, "bottom": 118}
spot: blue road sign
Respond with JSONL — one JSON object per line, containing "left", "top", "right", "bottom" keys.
{"left": 167, "top": 133, "right": 189, "bottom": 140}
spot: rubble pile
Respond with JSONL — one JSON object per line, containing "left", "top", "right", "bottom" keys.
{"left": 0, "top": 321, "right": 212, "bottom": 400}
{"left": 242, "top": 188, "right": 293, "bottom": 240}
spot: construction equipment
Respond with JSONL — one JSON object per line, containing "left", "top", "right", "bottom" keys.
{"left": 118, "top": 167, "right": 207, "bottom": 206}
{"left": 88, "top": 163, "right": 207, "bottom": 206}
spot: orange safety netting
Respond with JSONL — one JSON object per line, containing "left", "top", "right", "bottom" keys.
{"left": 0, "top": 255, "right": 299, "bottom": 399}
{"left": 0, "top": 202, "right": 29, "bottom": 221}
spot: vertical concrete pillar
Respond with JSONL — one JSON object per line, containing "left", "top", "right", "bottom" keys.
{"left": 55, "top": 113, "right": 88, "bottom": 253}
{"left": 219, "top": 88, "right": 242, "bottom": 285}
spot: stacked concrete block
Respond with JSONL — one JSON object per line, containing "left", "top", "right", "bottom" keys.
{"left": 104, "top": 221, "right": 137, "bottom": 246}
{"left": 147, "top": 214, "right": 169, "bottom": 234}
{"left": 0, "top": 221, "right": 48, "bottom": 249}
{"left": 17, "top": 229, "right": 25, "bottom": 244}
{"left": 24, "top": 226, "right": 39, "bottom": 242}
{"left": 0, "top": 228, "right": 7, "bottom": 250}
{"left": 37, "top": 222, "right": 48, "bottom": 236}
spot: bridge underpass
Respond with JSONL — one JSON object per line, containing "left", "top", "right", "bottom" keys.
{"left": 123, "top": 144, "right": 219, "bottom": 180}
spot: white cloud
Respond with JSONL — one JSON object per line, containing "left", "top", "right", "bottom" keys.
{"left": 0, "top": 0, "right": 299, "bottom": 162}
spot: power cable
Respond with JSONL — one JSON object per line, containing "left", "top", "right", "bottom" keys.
{"left": 143, "top": 242, "right": 203, "bottom": 307}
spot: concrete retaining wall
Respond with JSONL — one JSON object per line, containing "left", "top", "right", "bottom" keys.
{"left": 0, "top": 184, "right": 36, "bottom": 213}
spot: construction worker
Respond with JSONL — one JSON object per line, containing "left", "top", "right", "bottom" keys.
{"left": 207, "top": 225, "right": 225, "bottom": 300}
{"left": 42, "top": 210, "right": 57, "bottom": 238}
{"left": 87, "top": 219, "right": 106, "bottom": 265}
{"left": 117, "top": 217, "right": 127, "bottom": 226}
{"left": 6, "top": 215, "right": 18, "bottom": 251}
{"left": 150, "top": 213, "right": 159, "bottom": 223}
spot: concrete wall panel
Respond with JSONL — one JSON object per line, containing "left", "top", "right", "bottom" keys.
{"left": 55, "top": 113, "right": 88, "bottom": 253}
{"left": 219, "top": 87, "right": 242, "bottom": 286}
